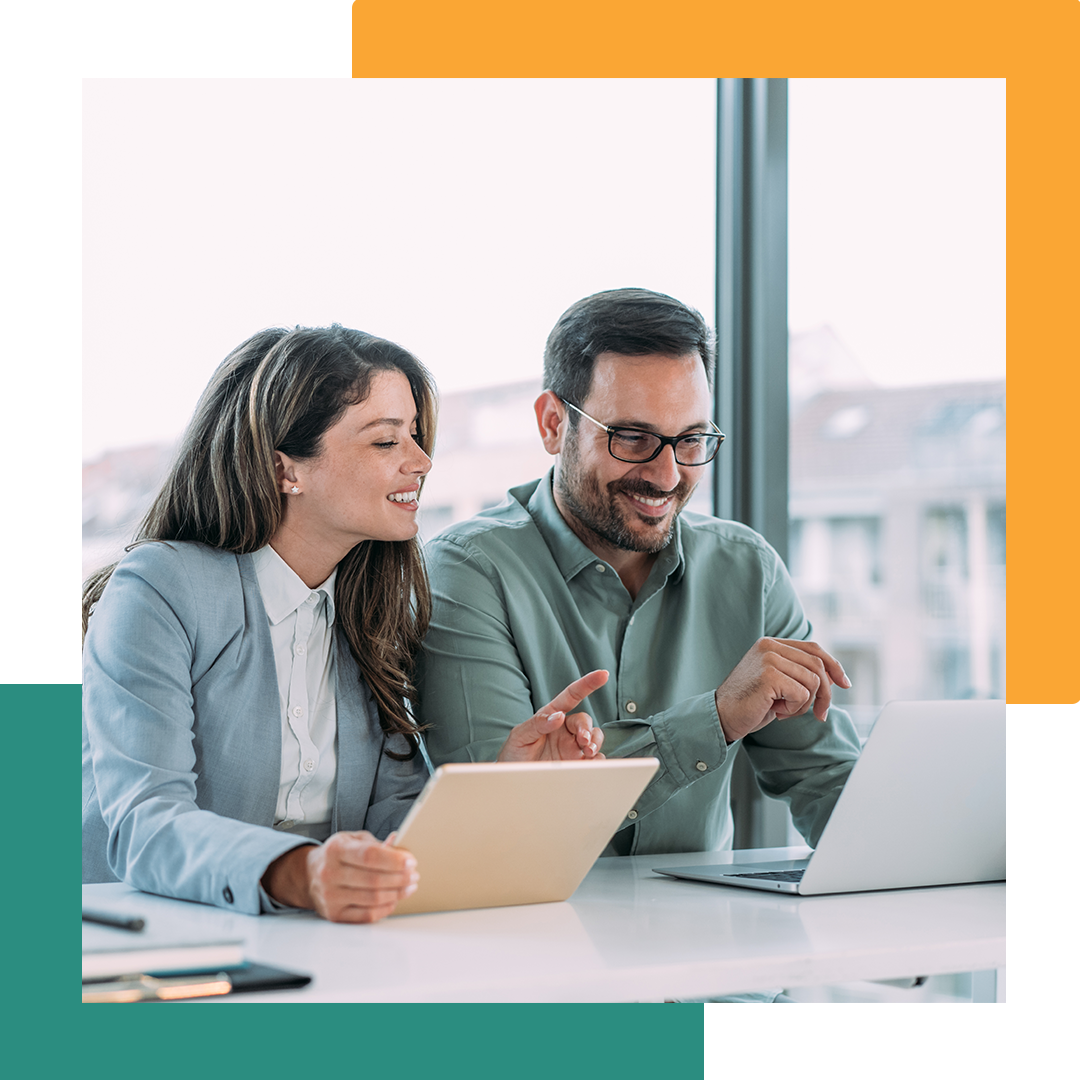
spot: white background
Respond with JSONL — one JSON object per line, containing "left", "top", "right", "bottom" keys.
{"left": 997, "top": 1023, "right": 1075, "bottom": 1075}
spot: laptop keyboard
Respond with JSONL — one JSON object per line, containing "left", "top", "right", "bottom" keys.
{"left": 730, "top": 869, "right": 806, "bottom": 882}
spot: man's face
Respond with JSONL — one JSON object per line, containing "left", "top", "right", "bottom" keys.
{"left": 555, "top": 352, "right": 713, "bottom": 556}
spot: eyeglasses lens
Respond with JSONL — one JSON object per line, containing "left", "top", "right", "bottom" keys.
{"left": 609, "top": 431, "right": 720, "bottom": 465}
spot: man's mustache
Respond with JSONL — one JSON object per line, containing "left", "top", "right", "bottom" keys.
{"left": 610, "top": 478, "right": 691, "bottom": 501}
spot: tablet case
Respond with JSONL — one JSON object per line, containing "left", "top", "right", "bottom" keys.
{"left": 391, "top": 758, "right": 658, "bottom": 915}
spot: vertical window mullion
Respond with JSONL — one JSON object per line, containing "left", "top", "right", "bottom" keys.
{"left": 715, "top": 77, "right": 793, "bottom": 850}
{"left": 714, "top": 77, "right": 789, "bottom": 562}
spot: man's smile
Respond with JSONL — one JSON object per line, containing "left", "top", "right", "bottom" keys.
{"left": 621, "top": 490, "right": 675, "bottom": 517}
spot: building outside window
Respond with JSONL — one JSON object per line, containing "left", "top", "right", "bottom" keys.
{"left": 787, "top": 79, "right": 1005, "bottom": 746}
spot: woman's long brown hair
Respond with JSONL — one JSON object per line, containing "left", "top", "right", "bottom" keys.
{"left": 82, "top": 325, "right": 436, "bottom": 757}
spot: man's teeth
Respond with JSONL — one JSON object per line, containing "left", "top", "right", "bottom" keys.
{"left": 388, "top": 492, "right": 418, "bottom": 503}
{"left": 630, "top": 494, "right": 669, "bottom": 507}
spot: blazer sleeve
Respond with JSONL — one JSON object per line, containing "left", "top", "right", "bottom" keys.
{"left": 363, "top": 733, "right": 429, "bottom": 841}
{"left": 83, "top": 545, "right": 313, "bottom": 915}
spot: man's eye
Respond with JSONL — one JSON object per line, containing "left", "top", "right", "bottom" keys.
{"left": 680, "top": 435, "right": 705, "bottom": 447}
{"left": 612, "top": 431, "right": 650, "bottom": 446}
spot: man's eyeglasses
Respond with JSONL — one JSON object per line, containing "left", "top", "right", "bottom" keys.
{"left": 560, "top": 398, "right": 725, "bottom": 466}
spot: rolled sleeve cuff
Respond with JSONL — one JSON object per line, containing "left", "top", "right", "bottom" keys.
{"left": 651, "top": 690, "right": 731, "bottom": 787}
{"left": 611, "top": 691, "right": 731, "bottom": 822}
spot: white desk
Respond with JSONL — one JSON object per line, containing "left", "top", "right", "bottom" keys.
{"left": 83, "top": 846, "right": 1005, "bottom": 1002}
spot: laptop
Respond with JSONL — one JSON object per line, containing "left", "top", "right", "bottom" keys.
{"left": 653, "top": 699, "right": 1004, "bottom": 895}
{"left": 390, "top": 757, "right": 658, "bottom": 915}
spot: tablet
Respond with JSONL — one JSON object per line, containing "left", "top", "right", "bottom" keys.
{"left": 390, "top": 757, "right": 658, "bottom": 915}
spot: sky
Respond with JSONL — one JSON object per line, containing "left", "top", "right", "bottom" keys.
{"left": 82, "top": 77, "right": 1004, "bottom": 461}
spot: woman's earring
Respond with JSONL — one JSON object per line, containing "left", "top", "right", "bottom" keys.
{"left": 290, "top": 486, "right": 300, "bottom": 494}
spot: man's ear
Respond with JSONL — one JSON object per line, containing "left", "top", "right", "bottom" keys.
{"left": 535, "top": 391, "right": 567, "bottom": 456}
{"left": 273, "top": 450, "right": 301, "bottom": 494}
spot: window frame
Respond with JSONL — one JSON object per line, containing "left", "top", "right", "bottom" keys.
{"left": 714, "top": 78, "right": 793, "bottom": 848}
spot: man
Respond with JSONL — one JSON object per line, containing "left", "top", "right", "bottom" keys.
{"left": 418, "top": 288, "right": 861, "bottom": 860}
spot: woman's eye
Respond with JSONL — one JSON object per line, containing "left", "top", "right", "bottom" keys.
{"left": 374, "top": 440, "right": 398, "bottom": 449}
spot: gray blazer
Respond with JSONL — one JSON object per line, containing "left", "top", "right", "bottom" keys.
{"left": 82, "top": 541, "right": 426, "bottom": 915}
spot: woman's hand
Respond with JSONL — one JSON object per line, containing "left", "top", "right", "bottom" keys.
{"left": 262, "top": 830, "right": 418, "bottom": 923}
{"left": 497, "top": 670, "right": 609, "bottom": 762}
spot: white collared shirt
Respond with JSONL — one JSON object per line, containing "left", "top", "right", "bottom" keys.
{"left": 252, "top": 545, "right": 339, "bottom": 830}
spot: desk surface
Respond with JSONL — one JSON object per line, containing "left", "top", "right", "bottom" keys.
{"left": 83, "top": 847, "right": 1005, "bottom": 1002}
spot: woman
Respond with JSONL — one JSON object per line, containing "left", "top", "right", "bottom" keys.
{"left": 82, "top": 325, "right": 606, "bottom": 924}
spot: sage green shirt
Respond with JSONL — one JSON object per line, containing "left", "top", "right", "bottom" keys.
{"left": 419, "top": 472, "right": 861, "bottom": 856}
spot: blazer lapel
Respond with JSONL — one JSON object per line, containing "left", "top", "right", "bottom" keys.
{"left": 233, "top": 552, "right": 284, "bottom": 826}
{"left": 332, "top": 631, "right": 382, "bottom": 833}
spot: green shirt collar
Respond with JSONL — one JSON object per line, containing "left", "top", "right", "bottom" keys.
{"left": 513, "top": 469, "right": 687, "bottom": 589}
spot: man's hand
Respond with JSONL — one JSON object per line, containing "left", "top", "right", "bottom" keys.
{"left": 262, "top": 831, "right": 418, "bottom": 923}
{"left": 497, "top": 670, "right": 609, "bottom": 762}
{"left": 714, "top": 638, "right": 851, "bottom": 744}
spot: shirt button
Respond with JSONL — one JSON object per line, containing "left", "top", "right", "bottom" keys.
{"left": 304, "top": 760, "right": 315, "bottom": 772}
{"left": 627, "top": 810, "right": 638, "bottom": 820}
{"left": 595, "top": 563, "right": 606, "bottom": 573}
{"left": 626, "top": 701, "right": 637, "bottom": 714}
{"left": 295, "top": 644, "right": 306, "bottom": 655}
{"left": 695, "top": 761, "right": 708, "bottom": 772}
{"left": 292, "top": 706, "right": 303, "bottom": 718}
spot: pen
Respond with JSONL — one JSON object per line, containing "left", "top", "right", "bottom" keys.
{"left": 83, "top": 909, "right": 145, "bottom": 932}
{"left": 82, "top": 972, "right": 232, "bottom": 1003}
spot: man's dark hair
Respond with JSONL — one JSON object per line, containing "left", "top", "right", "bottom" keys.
{"left": 543, "top": 288, "right": 715, "bottom": 412}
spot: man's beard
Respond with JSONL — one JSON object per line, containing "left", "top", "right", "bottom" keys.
{"left": 556, "top": 441, "right": 693, "bottom": 555}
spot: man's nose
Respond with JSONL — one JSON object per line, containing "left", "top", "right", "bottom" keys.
{"left": 637, "top": 443, "right": 681, "bottom": 490}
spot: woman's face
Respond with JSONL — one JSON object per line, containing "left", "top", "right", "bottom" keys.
{"left": 280, "top": 369, "right": 432, "bottom": 554}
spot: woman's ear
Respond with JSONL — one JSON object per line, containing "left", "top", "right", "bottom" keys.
{"left": 534, "top": 391, "right": 568, "bottom": 456}
{"left": 274, "top": 451, "right": 301, "bottom": 495}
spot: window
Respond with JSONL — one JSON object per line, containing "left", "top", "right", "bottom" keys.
{"left": 83, "top": 80, "right": 717, "bottom": 570}
{"left": 788, "top": 78, "right": 1005, "bottom": 724}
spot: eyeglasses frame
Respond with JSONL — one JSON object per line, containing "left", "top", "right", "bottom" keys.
{"left": 559, "top": 397, "right": 726, "bottom": 466}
